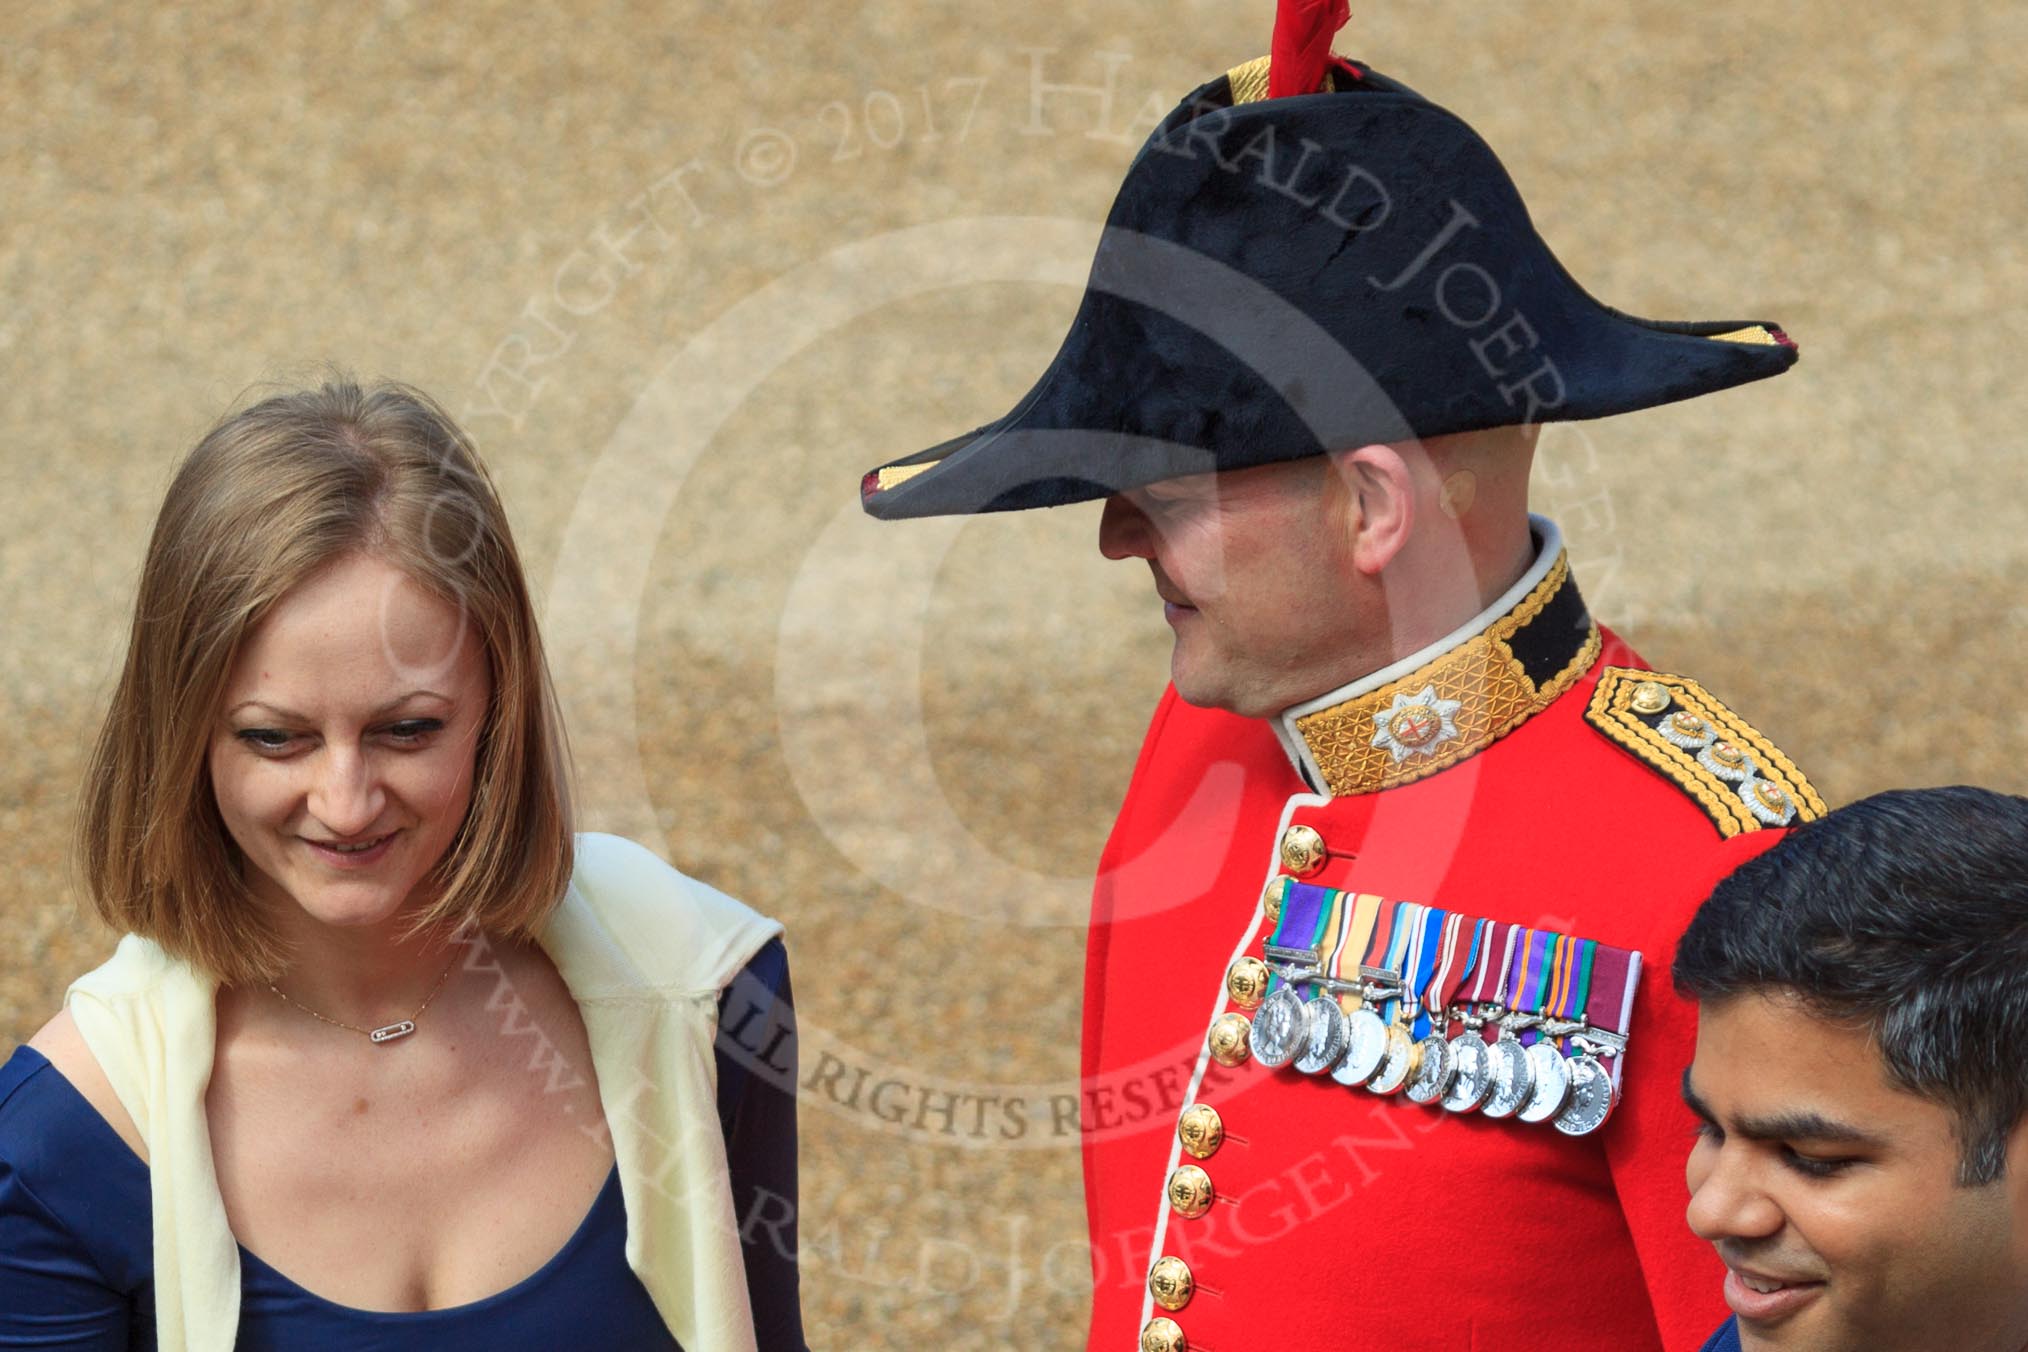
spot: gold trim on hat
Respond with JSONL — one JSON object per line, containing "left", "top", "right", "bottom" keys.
{"left": 1290, "top": 552, "right": 1600, "bottom": 797}
{"left": 872, "top": 462, "right": 936, "bottom": 492}
{"left": 1227, "top": 56, "right": 1274, "bottom": 105}
{"left": 1707, "top": 325, "right": 1783, "bottom": 346}
{"left": 1226, "top": 53, "right": 1342, "bottom": 106}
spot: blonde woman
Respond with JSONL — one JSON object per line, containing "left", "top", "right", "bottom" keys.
{"left": 0, "top": 381, "right": 805, "bottom": 1350}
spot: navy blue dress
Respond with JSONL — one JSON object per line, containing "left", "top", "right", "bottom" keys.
{"left": 0, "top": 940, "right": 804, "bottom": 1351}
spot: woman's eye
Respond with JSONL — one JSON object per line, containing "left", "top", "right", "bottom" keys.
{"left": 1693, "top": 1120, "right": 1724, "bottom": 1145}
{"left": 385, "top": 718, "right": 445, "bottom": 743}
{"left": 235, "top": 728, "right": 296, "bottom": 752}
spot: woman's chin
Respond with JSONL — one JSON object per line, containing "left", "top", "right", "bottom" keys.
{"left": 275, "top": 879, "right": 422, "bottom": 933}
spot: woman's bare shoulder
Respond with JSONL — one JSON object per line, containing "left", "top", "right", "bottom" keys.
{"left": 23, "top": 1009, "right": 149, "bottom": 1164}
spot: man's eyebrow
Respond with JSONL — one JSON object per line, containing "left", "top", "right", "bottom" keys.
{"left": 1680, "top": 1069, "right": 1884, "bottom": 1147}
{"left": 227, "top": 691, "right": 451, "bottom": 721}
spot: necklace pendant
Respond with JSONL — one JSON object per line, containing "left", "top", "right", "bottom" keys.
{"left": 368, "top": 1020, "right": 418, "bottom": 1044}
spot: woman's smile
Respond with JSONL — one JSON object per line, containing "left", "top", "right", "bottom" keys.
{"left": 301, "top": 830, "right": 401, "bottom": 869}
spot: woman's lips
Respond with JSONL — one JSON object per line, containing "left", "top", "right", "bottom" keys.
{"left": 1725, "top": 1266, "right": 1825, "bottom": 1323}
{"left": 303, "top": 831, "right": 398, "bottom": 869}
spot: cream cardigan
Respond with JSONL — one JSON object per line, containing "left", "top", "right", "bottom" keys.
{"left": 65, "top": 832, "right": 782, "bottom": 1352}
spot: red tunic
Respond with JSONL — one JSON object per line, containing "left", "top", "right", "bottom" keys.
{"left": 1081, "top": 547, "right": 1820, "bottom": 1352}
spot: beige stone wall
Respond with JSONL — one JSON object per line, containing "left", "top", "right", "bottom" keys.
{"left": 3, "top": 3, "right": 2021, "bottom": 1344}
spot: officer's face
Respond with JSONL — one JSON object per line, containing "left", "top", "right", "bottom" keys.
{"left": 1683, "top": 992, "right": 2028, "bottom": 1352}
{"left": 1097, "top": 457, "right": 1368, "bottom": 716}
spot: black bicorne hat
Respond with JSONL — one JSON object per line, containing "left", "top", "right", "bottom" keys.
{"left": 860, "top": 53, "right": 1797, "bottom": 520}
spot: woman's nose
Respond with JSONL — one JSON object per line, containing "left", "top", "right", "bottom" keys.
{"left": 307, "top": 744, "right": 385, "bottom": 837}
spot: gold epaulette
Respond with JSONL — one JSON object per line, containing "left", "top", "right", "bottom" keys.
{"left": 1584, "top": 668, "right": 1825, "bottom": 837}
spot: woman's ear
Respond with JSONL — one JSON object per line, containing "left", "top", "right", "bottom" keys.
{"left": 1330, "top": 443, "right": 1417, "bottom": 576}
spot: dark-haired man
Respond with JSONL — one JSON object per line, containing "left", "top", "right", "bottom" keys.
{"left": 1675, "top": 786, "right": 2028, "bottom": 1352}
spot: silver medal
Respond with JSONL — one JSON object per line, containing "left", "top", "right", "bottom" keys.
{"left": 1332, "top": 1007, "right": 1389, "bottom": 1086}
{"left": 1293, "top": 995, "right": 1350, "bottom": 1074}
{"left": 1403, "top": 1033, "right": 1454, "bottom": 1104}
{"left": 1479, "top": 1033, "right": 1535, "bottom": 1120}
{"left": 1517, "top": 1041, "right": 1574, "bottom": 1124}
{"left": 1365, "top": 1025, "right": 1418, "bottom": 1096}
{"left": 1440, "top": 1034, "right": 1494, "bottom": 1113}
{"left": 1552, "top": 1055, "right": 1617, "bottom": 1137}
{"left": 1248, "top": 985, "right": 1307, "bottom": 1069}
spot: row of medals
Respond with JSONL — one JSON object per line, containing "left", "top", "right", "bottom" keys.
{"left": 1238, "top": 959, "right": 1618, "bottom": 1137}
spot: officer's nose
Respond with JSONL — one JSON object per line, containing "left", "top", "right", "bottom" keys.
{"left": 308, "top": 743, "right": 387, "bottom": 840}
{"left": 1098, "top": 494, "right": 1155, "bottom": 561}
{"left": 1685, "top": 1140, "right": 1784, "bottom": 1244}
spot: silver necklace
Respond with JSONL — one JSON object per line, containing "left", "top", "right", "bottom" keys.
{"left": 266, "top": 955, "right": 459, "bottom": 1045}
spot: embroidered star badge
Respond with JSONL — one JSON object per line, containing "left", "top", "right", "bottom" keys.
{"left": 1370, "top": 685, "right": 1463, "bottom": 762}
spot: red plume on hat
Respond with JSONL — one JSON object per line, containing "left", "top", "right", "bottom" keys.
{"left": 1268, "top": 0, "right": 1351, "bottom": 97}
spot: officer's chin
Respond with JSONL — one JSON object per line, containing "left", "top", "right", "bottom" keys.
{"left": 1167, "top": 650, "right": 1223, "bottom": 713}
{"left": 1169, "top": 652, "right": 1276, "bottom": 719}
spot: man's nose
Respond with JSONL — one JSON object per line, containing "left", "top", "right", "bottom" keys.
{"left": 1098, "top": 494, "right": 1155, "bottom": 561}
{"left": 1685, "top": 1145, "right": 1784, "bottom": 1244}
{"left": 308, "top": 744, "right": 386, "bottom": 837}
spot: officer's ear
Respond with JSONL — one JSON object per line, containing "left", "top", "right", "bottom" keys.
{"left": 1329, "top": 443, "right": 1415, "bottom": 577}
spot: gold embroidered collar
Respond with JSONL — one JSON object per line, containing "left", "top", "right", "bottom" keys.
{"left": 1273, "top": 517, "right": 1600, "bottom": 797}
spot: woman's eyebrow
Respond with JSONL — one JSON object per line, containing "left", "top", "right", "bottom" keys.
{"left": 227, "top": 691, "right": 451, "bottom": 721}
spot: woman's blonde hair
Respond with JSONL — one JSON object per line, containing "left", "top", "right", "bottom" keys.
{"left": 76, "top": 377, "right": 575, "bottom": 984}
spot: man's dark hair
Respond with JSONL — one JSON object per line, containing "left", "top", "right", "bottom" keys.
{"left": 1674, "top": 786, "right": 2028, "bottom": 1186}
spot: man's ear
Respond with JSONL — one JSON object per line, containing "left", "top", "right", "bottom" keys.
{"left": 1331, "top": 443, "right": 1417, "bottom": 577}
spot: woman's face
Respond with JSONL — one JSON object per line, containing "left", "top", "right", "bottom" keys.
{"left": 208, "top": 550, "right": 491, "bottom": 936}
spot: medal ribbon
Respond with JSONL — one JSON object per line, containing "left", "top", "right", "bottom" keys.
{"left": 1405, "top": 907, "right": 1447, "bottom": 1038}
{"left": 1466, "top": 920, "right": 1509, "bottom": 1006}
{"left": 1362, "top": 899, "right": 1403, "bottom": 969}
{"left": 1510, "top": 927, "right": 1558, "bottom": 1046}
{"left": 1422, "top": 915, "right": 1484, "bottom": 1039}
{"left": 1499, "top": 926, "right": 1529, "bottom": 1022}
{"left": 1535, "top": 933, "right": 1573, "bottom": 1047}
{"left": 1542, "top": 934, "right": 1573, "bottom": 1031}
{"left": 1586, "top": 944, "right": 1638, "bottom": 1037}
{"left": 1305, "top": 887, "right": 1347, "bottom": 1004}
{"left": 1582, "top": 943, "right": 1642, "bottom": 1080}
{"left": 1376, "top": 901, "right": 1420, "bottom": 1025}
{"left": 1549, "top": 937, "right": 1598, "bottom": 1051}
{"left": 1485, "top": 922, "right": 1524, "bottom": 1045}
{"left": 1421, "top": 913, "right": 1463, "bottom": 1034}
{"left": 1264, "top": 880, "right": 1335, "bottom": 995}
{"left": 1328, "top": 893, "right": 1384, "bottom": 1012}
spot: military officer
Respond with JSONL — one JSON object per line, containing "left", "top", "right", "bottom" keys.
{"left": 861, "top": 5, "right": 1820, "bottom": 1348}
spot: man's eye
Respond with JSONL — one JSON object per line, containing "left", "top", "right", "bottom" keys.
{"left": 1782, "top": 1148, "right": 1854, "bottom": 1179}
{"left": 1692, "top": 1120, "right": 1724, "bottom": 1144}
